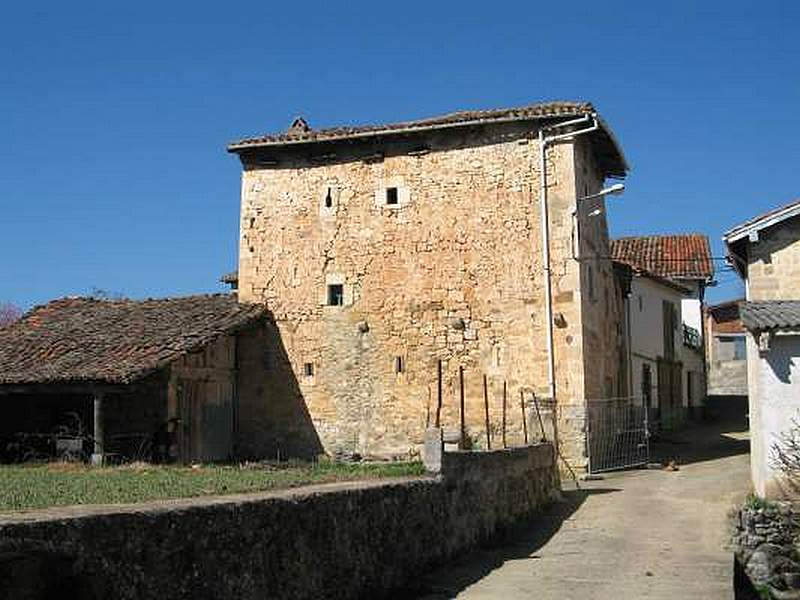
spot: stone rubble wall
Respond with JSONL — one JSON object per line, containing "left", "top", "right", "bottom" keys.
{"left": 235, "top": 121, "right": 625, "bottom": 469}
{"left": 0, "top": 443, "right": 558, "bottom": 600}
{"left": 732, "top": 503, "right": 800, "bottom": 597}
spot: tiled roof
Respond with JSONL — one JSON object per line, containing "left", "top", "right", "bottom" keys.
{"left": 0, "top": 295, "right": 266, "bottom": 386}
{"left": 740, "top": 301, "right": 800, "bottom": 332}
{"left": 610, "top": 234, "right": 714, "bottom": 282}
{"left": 707, "top": 299, "right": 744, "bottom": 334}
{"left": 227, "top": 101, "right": 628, "bottom": 177}
{"left": 724, "top": 198, "right": 800, "bottom": 243}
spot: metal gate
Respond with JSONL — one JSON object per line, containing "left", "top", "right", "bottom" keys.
{"left": 586, "top": 398, "right": 650, "bottom": 473}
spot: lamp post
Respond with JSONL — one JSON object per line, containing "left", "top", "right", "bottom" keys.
{"left": 572, "top": 183, "right": 626, "bottom": 260}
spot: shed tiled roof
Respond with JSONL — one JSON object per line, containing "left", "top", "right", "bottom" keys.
{"left": 227, "top": 101, "right": 629, "bottom": 177}
{"left": 0, "top": 295, "right": 266, "bottom": 386}
{"left": 740, "top": 301, "right": 800, "bottom": 332}
{"left": 610, "top": 234, "right": 714, "bottom": 282}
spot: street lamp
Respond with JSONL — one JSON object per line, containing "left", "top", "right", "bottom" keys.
{"left": 572, "top": 183, "right": 626, "bottom": 258}
{"left": 579, "top": 183, "right": 625, "bottom": 203}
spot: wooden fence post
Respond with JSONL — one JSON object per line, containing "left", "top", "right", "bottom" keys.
{"left": 459, "top": 366, "right": 465, "bottom": 448}
{"left": 520, "top": 389, "right": 528, "bottom": 445}
{"left": 483, "top": 374, "right": 491, "bottom": 450}
{"left": 502, "top": 381, "right": 507, "bottom": 448}
{"left": 435, "top": 360, "right": 442, "bottom": 428}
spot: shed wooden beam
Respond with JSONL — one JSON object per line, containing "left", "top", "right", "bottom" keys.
{"left": 91, "top": 392, "right": 105, "bottom": 465}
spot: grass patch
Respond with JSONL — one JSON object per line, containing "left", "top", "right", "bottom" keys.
{"left": 0, "top": 460, "right": 426, "bottom": 512}
{"left": 744, "top": 493, "right": 777, "bottom": 511}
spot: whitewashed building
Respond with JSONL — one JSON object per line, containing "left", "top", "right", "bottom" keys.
{"left": 611, "top": 235, "right": 714, "bottom": 426}
{"left": 725, "top": 198, "right": 800, "bottom": 497}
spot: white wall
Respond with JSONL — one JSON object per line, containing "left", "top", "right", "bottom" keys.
{"left": 629, "top": 277, "right": 681, "bottom": 362}
{"left": 628, "top": 276, "right": 705, "bottom": 411}
{"left": 749, "top": 333, "right": 800, "bottom": 498}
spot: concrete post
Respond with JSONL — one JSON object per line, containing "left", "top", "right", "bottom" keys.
{"left": 91, "top": 392, "right": 104, "bottom": 465}
{"left": 423, "top": 428, "right": 443, "bottom": 473}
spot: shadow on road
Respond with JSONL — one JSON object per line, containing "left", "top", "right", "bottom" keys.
{"left": 394, "top": 487, "right": 621, "bottom": 600}
{"left": 651, "top": 415, "right": 750, "bottom": 467}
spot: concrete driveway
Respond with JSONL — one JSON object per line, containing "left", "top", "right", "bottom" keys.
{"left": 407, "top": 418, "right": 750, "bottom": 600}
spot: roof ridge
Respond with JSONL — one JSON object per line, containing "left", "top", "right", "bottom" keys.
{"left": 229, "top": 99, "right": 595, "bottom": 147}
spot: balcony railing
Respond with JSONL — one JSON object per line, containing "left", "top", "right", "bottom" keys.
{"left": 683, "top": 324, "right": 701, "bottom": 350}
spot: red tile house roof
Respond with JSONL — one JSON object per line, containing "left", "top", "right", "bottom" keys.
{"left": 227, "top": 100, "right": 629, "bottom": 178}
{"left": 707, "top": 299, "right": 745, "bottom": 334}
{"left": 0, "top": 295, "right": 266, "bottom": 386}
{"left": 610, "top": 234, "right": 714, "bottom": 282}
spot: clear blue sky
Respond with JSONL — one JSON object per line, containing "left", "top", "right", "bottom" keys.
{"left": 2, "top": 1, "right": 798, "bottom": 309}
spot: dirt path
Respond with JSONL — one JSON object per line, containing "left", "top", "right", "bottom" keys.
{"left": 408, "top": 419, "right": 750, "bottom": 600}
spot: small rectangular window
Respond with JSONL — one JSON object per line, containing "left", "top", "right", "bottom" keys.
{"left": 303, "top": 362, "right": 314, "bottom": 377}
{"left": 386, "top": 187, "right": 399, "bottom": 205}
{"left": 327, "top": 284, "right": 344, "bottom": 306}
{"left": 395, "top": 356, "right": 405, "bottom": 374}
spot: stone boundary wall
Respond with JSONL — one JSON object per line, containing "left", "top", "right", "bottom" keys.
{"left": 0, "top": 443, "right": 558, "bottom": 600}
{"left": 732, "top": 503, "right": 800, "bottom": 598}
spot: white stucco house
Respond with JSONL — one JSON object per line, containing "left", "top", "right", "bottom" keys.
{"left": 611, "top": 234, "right": 714, "bottom": 427}
{"left": 725, "top": 198, "right": 800, "bottom": 497}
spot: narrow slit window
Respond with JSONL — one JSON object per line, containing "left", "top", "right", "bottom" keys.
{"left": 303, "top": 362, "right": 315, "bottom": 377}
{"left": 395, "top": 356, "right": 405, "bottom": 374}
{"left": 327, "top": 284, "right": 344, "bottom": 306}
{"left": 324, "top": 187, "right": 333, "bottom": 208}
{"left": 386, "top": 187, "right": 399, "bottom": 205}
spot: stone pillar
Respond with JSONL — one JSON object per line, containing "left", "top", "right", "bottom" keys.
{"left": 91, "top": 392, "right": 104, "bottom": 465}
{"left": 423, "top": 428, "right": 443, "bottom": 473}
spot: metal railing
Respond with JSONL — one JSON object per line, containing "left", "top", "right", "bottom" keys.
{"left": 683, "top": 324, "right": 701, "bottom": 349}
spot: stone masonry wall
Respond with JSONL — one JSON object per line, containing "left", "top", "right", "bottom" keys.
{"left": 236, "top": 123, "right": 621, "bottom": 468}
{"left": 747, "top": 218, "right": 800, "bottom": 300}
{"left": 0, "top": 443, "right": 558, "bottom": 600}
{"left": 732, "top": 502, "right": 800, "bottom": 596}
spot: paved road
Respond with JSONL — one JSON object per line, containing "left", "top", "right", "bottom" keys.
{"left": 409, "top": 419, "right": 750, "bottom": 600}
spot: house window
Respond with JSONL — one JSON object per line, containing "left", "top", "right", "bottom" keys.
{"left": 719, "top": 335, "right": 747, "bottom": 361}
{"left": 386, "top": 187, "right": 399, "bottom": 205}
{"left": 395, "top": 356, "right": 405, "bottom": 374}
{"left": 734, "top": 337, "right": 746, "bottom": 360}
{"left": 303, "top": 362, "right": 315, "bottom": 377}
{"left": 324, "top": 187, "right": 333, "bottom": 208}
{"left": 327, "top": 284, "right": 344, "bottom": 306}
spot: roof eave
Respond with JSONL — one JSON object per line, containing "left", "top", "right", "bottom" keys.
{"left": 227, "top": 110, "right": 629, "bottom": 177}
{"left": 724, "top": 202, "right": 800, "bottom": 244}
{"left": 226, "top": 111, "right": 590, "bottom": 152}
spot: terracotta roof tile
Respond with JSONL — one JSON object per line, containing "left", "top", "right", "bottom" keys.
{"left": 610, "top": 234, "right": 714, "bottom": 282}
{"left": 0, "top": 295, "right": 266, "bottom": 386}
{"left": 229, "top": 101, "right": 595, "bottom": 149}
{"left": 227, "top": 101, "right": 629, "bottom": 178}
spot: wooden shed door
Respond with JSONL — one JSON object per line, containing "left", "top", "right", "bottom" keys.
{"left": 177, "top": 379, "right": 233, "bottom": 463}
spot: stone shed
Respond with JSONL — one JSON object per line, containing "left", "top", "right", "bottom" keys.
{"left": 0, "top": 294, "right": 322, "bottom": 464}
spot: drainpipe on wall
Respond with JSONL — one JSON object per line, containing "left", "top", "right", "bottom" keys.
{"left": 538, "top": 115, "right": 599, "bottom": 402}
